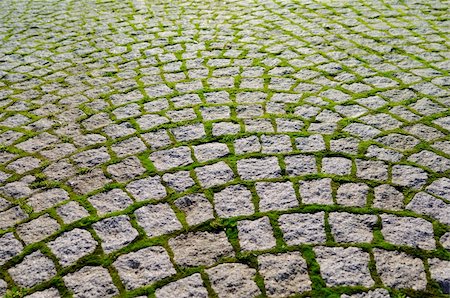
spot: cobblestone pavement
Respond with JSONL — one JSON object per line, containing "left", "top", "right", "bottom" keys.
{"left": 0, "top": 0, "right": 449, "bottom": 297}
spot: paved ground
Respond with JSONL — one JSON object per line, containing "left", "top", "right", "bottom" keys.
{"left": 0, "top": 0, "right": 449, "bottom": 297}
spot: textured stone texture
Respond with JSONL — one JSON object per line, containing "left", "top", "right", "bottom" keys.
{"left": 279, "top": 212, "right": 326, "bottom": 245}
{"left": 258, "top": 252, "right": 311, "bottom": 297}
{"left": 169, "top": 231, "right": 234, "bottom": 267}
{"left": 64, "top": 266, "right": 118, "bottom": 298}
{"left": 48, "top": 229, "right": 97, "bottom": 266}
{"left": 134, "top": 203, "right": 182, "bottom": 237}
{"left": 8, "top": 251, "right": 56, "bottom": 288}
{"left": 113, "top": 246, "right": 176, "bottom": 290}
{"left": 314, "top": 246, "right": 374, "bottom": 287}
{"left": 155, "top": 273, "right": 208, "bottom": 298}
{"left": 93, "top": 215, "right": 138, "bottom": 253}
{"left": 237, "top": 217, "right": 276, "bottom": 251}
{"left": 206, "top": 263, "right": 261, "bottom": 298}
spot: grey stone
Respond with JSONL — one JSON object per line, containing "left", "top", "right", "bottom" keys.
{"left": 279, "top": 212, "right": 326, "bottom": 245}
{"left": 329, "top": 212, "right": 377, "bottom": 243}
{"left": 374, "top": 249, "right": 426, "bottom": 290}
{"left": 195, "top": 161, "right": 234, "bottom": 188}
{"left": 404, "top": 124, "right": 444, "bottom": 141}
{"left": 155, "top": 273, "right": 208, "bottom": 298}
{"left": 406, "top": 192, "right": 450, "bottom": 225}
{"left": 172, "top": 123, "right": 206, "bottom": 142}
{"left": 234, "top": 136, "right": 261, "bottom": 155}
{"left": 48, "top": 228, "right": 97, "bottom": 266}
{"left": 114, "top": 246, "right": 176, "bottom": 290}
{"left": 440, "top": 232, "right": 450, "bottom": 250}
{"left": 373, "top": 184, "right": 404, "bottom": 210}
{"left": 380, "top": 214, "right": 435, "bottom": 250}
{"left": 27, "top": 188, "right": 69, "bottom": 213}
{"left": 330, "top": 137, "right": 359, "bottom": 154}
{"left": 391, "top": 165, "right": 428, "bottom": 189}
{"left": 64, "top": 266, "right": 118, "bottom": 298}
{"left": 408, "top": 150, "right": 450, "bottom": 172}
{"left": 295, "top": 135, "right": 325, "bottom": 152}
{"left": 426, "top": 177, "right": 450, "bottom": 200}
{"left": 237, "top": 217, "right": 276, "bottom": 251}
{"left": 72, "top": 147, "right": 110, "bottom": 168}
{"left": 356, "top": 160, "right": 388, "bottom": 181}
{"left": 93, "top": 215, "right": 138, "bottom": 253}
{"left": 134, "top": 203, "right": 182, "bottom": 237}
{"left": 314, "top": 246, "right": 374, "bottom": 287}
{"left": 0, "top": 181, "right": 33, "bottom": 199}
{"left": 6, "top": 156, "right": 41, "bottom": 174}
{"left": 107, "top": 156, "right": 146, "bottom": 183}
{"left": 162, "top": 171, "right": 195, "bottom": 192}
{"left": 25, "top": 288, "right": 60, "bottom": 298}
{"left": 175, "top": 193, "right": 214, "bottom": 226}
{"left": 214, "top": 184, "right": 254, "bottom": 218}
{"left": 193, "top": 142, "right": 229, "bottom": 162}
{"left": 343, "top": 123, "right": 380, "bottom": 140}
{"left": 258, "top": 252, "right": 311, "bottom": 297}
{"left": 136, "top": 114, "right": 169, "bottom": 130}
{"left": 68, "top": 169, "right": 111, "bottom": 195}
{"left": 17, "top": 214, "right": 60, "bottom": 245}
{"left": 321, "top": 157, "right": 352, "bottom": 175}
{"left": 336, "top": 183, "right": 369, "bottom": 207}
{"left": 261, "top": 134, "right": 292, "bottom": 153}
{"left": 285, "top": 154, "right": 317, "bottom": 176}
{"left": 376, "top": 133, "right": 420, "bottom": 151}
{"left": 237, "top": 157, "right": 281, "bottom": 180}
{"left": 256, "top": 181, "right": 299, "bottom": 211}
{"left": 57, "top": 201, "right": 89, "bottom": 224}
{"left": 8, "top": 251, "right": 56, "bottom": 288}
{"left": 111, "top": 137, "right": 147, "bottom": 158}
{"left": 0, "top": 233, "right": 23, "bottom": 266}
{"left": 169, "top": 231, "right": 234, "bottom": 267}
{"left": 300, "top": 179, "right": 333, "bottom": 205}
{"left": 366, "top": 145, "right": 403, "bottom": 162}
{"left": 429, "top": 258, "right": 450, "bottom": 294}
{"left": 88, "top": 189, "right": 133, "bottom": 215}
{"left": 150, "top": 146, "right": 193, "bottom": 171}
{"left": 126, "top": 176, "right": 167, "bottom": 201}
{"left": 82, "top": 113, "right": 111, "bottom": 130}
{"left": 212, "top": 121, "right": 240, "bottom": 136}
{"left": 244, "top": 119, "right": 274, "bottom": 133}
{"left": 206, "top": 263, "right": 261, "bottom": 298}
{"left": 141, "top": 130, "right": 172, "bottom": 149}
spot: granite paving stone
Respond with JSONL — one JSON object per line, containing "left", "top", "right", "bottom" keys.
{"left": 1, "top": 0, "right": 449, "bottom": 295}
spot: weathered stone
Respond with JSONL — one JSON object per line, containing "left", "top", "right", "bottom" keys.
{"left": 341, "top": 289, "right": 390, "bottom": 298}
{"left": 48, "top": 228, "right": 97, "bottom": 266}
{"left": 17, "top": 214, "right": 60, "bottom": 245}
{"left": 429, "top": 258, "right": 450, "bottom": 294}
{"left": 426, "top": 177, "right": 450, "bottom": 200}
{"left": 126, "top": 176, "right": 167, "bottom": 201}
{"left": 174, "top": 193, "right": 214, "bottom": 226}
{"left": 193, "top": 142, "right": 229, "bottom": 162}
{"left": 107, "top": 156, "right": 146, "bottom": 183}
{"left": 27, "top": 188, "right": 69, "bottom": 213}
{"left": 406, "top": 192, "right": 449, "bottom": 226}
{"left": 284, "top": 154, "right": 317, "bottom": 176}
{"left": 256, "top": 181, "right": 299, "bottom": 211}
{"left": 155, "top": 273, "right": 208, "bottom": 298}
{"left": 299, "top": 179, "right": 333, "bottom": 205}
{"left": 68, "top": 169, "right": 111, "bottom": 195}
{"left": 314, "top": 246, "right": 373, "bottom": 287}
{"left": 322, "top": 157, "right": 352, "bottom": 175}
{"left": 206, "top": 263, "right": 261, "bottom": 298}
{"left": 114, "top": 246, "right": 176, "bottom": 290}
{"left": 213, "top": 184, "right": 254, "bottom": 217}
{"left": 295, "top": 135, "right": 325, "bottom": 152}
{"left": 374, "top": 249, "right": 426, "bottom": 290}
{"left": 64, "top": 266, "right": 118, "bottom": 297}
{"left": 336, "top": 183, "right": 369, "bottom": 207}
{"left": 56, "top": 201, "right": 89, "bottom": 224}
{"left": 258, "top": 252, "right": 311, "bottom": 297}
{"left": 237, "top": 217, "right": 276, "bottom": 251}
{"left": 25, "top": 288, "right": 60, "bottom": 298}
{"left": 8, "top": 251, "right": 56, "bottom": 288}
{"left": 195, "top": 161, "right": 234, "bottom": 188}
{"left": 93, "top": 215, "right": 138, "bottom": 253}
{"left": 391, "top": 165, "right": 428, "bottom": 189}
{"left": 169, "top": 231, "right": 234, "bottom": 267}
{"left": 279, "top": 212, "right": 326, "bottom": 245}
{"left": 373, "top": 184, "right": 404, "bottom": 210}
{"left": 72, "top": 147, "right": 110, "bottom": 168}
{"left": 0, "top": 206, "right": 27, "bottom": 229}
{"left": 356, "top": 160, "right": 388, "bottom": 181}
{"left": 380, "top": 214, "right": 435, "bottom": 250}
{"left": 329, "top": 212, "right": 377, "bottom": 243}
{"left": 88, "top": 189, "right": 133, "bottom": 215}
{"left": 162, "top": 171, "right": 195, "bottom": 191}
{"left": 0, "top": 232, "right": 23, "bottom": 266}
{"left": 150, "top": 146, "right": 193, "bottom": 171}
{"left": 134, "top": 203, "right": 182, "bottom": 237}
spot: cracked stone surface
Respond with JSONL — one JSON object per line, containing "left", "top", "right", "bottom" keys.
{"left": 1, "top": 0, "right": 449, "bottom": 295}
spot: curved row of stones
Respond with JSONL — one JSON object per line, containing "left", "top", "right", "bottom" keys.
{"left": 0, "top": 0, "right": 449, "bottom": 297}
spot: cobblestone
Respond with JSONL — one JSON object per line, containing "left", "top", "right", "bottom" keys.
{"left": 1, "top": 0, "right": 449, "bottom": 295}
